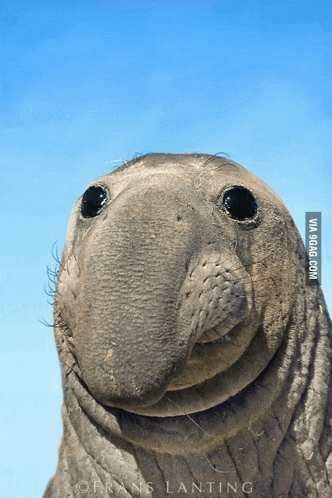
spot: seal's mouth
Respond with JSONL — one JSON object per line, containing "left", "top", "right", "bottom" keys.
{"left": 122, "top": 310, "right": 260, "bottom": 418}
{"left": 195, "top": 321, "right": 235, "bottom": 344}
{"left": 55, "top": 296, "right": 259, "bottom": 417}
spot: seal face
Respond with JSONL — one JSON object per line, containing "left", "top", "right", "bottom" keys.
{"left": 54, "top": 153, "right": 300, "bottom": 417}
{"left": 46, "top": 153, "right": 332, "bottom": 498}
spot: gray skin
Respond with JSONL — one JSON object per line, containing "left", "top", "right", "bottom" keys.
{"left": 44, "top": 153, "right": 332, "bottom": 498}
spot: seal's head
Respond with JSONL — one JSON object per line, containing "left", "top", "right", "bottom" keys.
{"left": 54, "top": 153, "right": 306, "bottom": 417}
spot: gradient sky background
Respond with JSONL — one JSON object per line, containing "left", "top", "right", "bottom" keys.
{"left": 1, "top": 0, "right": 331, "bottom": 496}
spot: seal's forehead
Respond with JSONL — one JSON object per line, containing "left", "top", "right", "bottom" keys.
{"left": 92, "top": 153, "right": 242, "bottom": 194}
{"left": 89, "top": 153, "right": 285, "bottom": 211}
{"left": 111, "top": 153, "right": 238, "bottom": 174}
{"left": 97, "top": 153, "right": 243, "bottom": 186}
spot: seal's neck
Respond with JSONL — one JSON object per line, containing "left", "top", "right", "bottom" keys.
{"left": 59, "top": 378, "right": 331, "bottom": 498}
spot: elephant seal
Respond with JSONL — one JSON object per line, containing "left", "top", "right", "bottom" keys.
{"left": 44, "top": 153, "right": 332, "bottom": 498}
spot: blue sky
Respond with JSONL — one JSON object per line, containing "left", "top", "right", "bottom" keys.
{"left": 1, "top": 0, "right": 331, "bottom": 496}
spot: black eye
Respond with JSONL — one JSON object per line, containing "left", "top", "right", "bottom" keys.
{"left": 220, "top": 186, "right": 257, "bottom": 221}
{"left": 81, "top": 186, "right": 108, "bottom": 218}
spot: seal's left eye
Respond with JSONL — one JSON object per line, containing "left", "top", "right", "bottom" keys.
{"left": 219, "top": 186, "right": 257, "bottom": 221}
{"left": 81, "top": 186, "right": 108, "bottom": 218}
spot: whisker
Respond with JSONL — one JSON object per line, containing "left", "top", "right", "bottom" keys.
{"left": 51, "top": 241, "right": 65, "bottom": 271}
{"left": 206, "top": 456, "right": 237, "bottom": 474}
{"left": 165, "top": 396, "right": 211, "bottom": 437}
{"left": 202, "top": 152, "right": 229, "bottom": 167}
{"left": 39, "top": 317, "right": 53, "bottom": 328}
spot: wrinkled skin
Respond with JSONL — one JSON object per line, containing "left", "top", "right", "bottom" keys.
{"left": 44, "top": 154, "right": 332, "bottom": 498}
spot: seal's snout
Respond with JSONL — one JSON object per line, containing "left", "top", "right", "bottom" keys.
{"left": 71, "top": 179, "right": 208, "bottom": 409}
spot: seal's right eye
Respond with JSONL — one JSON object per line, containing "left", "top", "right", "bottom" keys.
{"left": 81, "top": 186, "right": 108, "bottom": 218}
